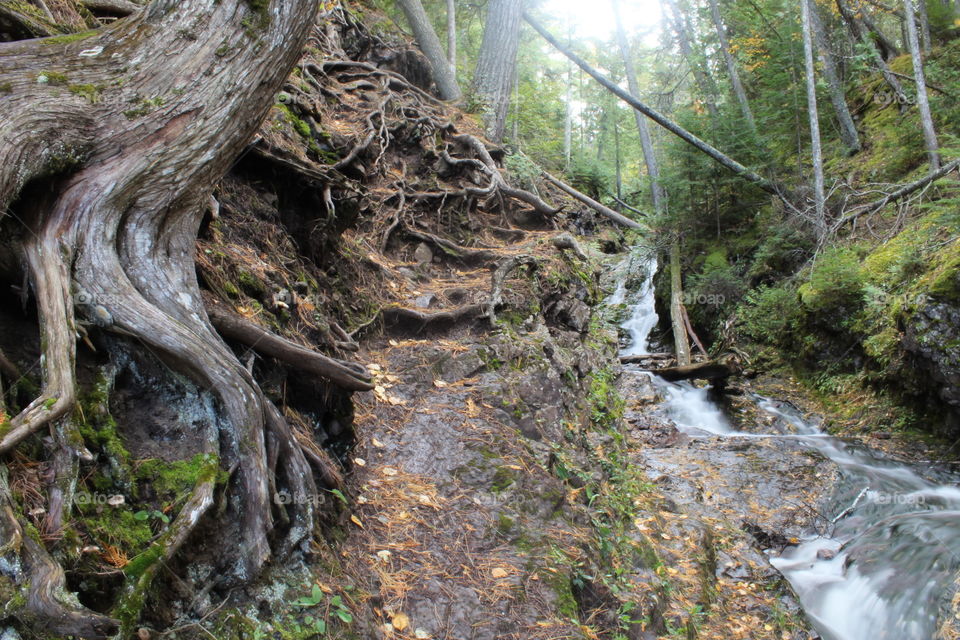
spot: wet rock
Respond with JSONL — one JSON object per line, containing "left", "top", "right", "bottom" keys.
{"left": 902, "top": 299, "right": 960, "bottom": 431}
{"left": 816, "top": 548, "right": 836, "bottom": 560}
{"left": 413, "top": 242, "right": 433, "bottom": 264}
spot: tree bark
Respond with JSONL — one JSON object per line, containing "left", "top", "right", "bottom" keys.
{"left": 446, "top": 0, "right": 456, "bottom": 71}
{"left": 473, "top": 0, "right": 523, "bottom": 142}
{"left": 664, "top": 0, "right": 721, "bottom": 119}
{"left": 802, "top": 0, "right": 827, "bottom": 232}
{"left": 541, "top": 171, "right": 647, "bottom": 229}
{"left": 0, "top": 0, "right": 338, "bottom": 631}
{"left": 708, "top": 0, "right": 758, "bottom": 134}
{"left": 396, "top": 0, "right": 462, "bottom": 100}
{"left": 525, "top": 12, "right": 787, "bottom": 200}
{"left": 904, "top": 0, "right": 941, "bottom": 170}
{"left": 809, "top": 3, "right": 861, "bottom": 153}
{"left": 670, "top": 238, "right": 691, "bottom": 366}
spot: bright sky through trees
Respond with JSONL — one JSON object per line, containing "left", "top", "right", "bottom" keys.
{"left": 540, "top": 0, "right": 663, "bottom": 44}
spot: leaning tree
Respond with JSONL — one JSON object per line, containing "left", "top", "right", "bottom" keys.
{"left": 0, "top": 0, "right": 378, "bottom": 636}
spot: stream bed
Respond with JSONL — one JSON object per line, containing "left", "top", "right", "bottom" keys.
{"left": 611, "top": 252, "right": 960, "bottom": 639}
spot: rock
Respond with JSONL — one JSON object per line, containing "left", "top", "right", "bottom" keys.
{"left": 413, "top": 242, "right": 433, "bottom": 264}
{"left": 817, "top": 548, "right": 837, "bottom": 560}
{"left": 413, "top": 293, "right": 435, "bottom": 308}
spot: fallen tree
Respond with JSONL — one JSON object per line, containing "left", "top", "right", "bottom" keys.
{"left": 638, "top": 354, "right": 742, "bottom": 382}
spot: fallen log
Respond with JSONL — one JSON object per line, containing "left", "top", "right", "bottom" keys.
{"left": 620, "top": 353, "right": 674, "bottom": 365}
{"left": 640, "top": 354, "right": 741, "bottom": 382}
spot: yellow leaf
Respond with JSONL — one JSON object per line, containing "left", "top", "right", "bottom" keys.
{"left": 491, "top": 567, "right": 509, "bottom": 578}
{"left": 391, "top": 612, "right": 410, "bottom": 631}
{"left": 433, "top": 379, "right": 448, "bottom": 388}
{"left": 350, "top": 515, "right": 364, "bottom": 528}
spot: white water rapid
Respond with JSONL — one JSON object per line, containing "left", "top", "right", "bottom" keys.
{"left": 611, "top": 254, "right": 960, "bottom": 640}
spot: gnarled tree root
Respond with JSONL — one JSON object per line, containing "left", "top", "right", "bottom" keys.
{"left": 1, "top": 466, "right": 120, "bottom": 639}
{"left": 381, "top": 304, "right": 486, "bottom": 334}
{"left": 206, "top": 304, "right": 374, "bottom": 391}
{"left": 488, "top": 255, "right": 539, "bottom": 325}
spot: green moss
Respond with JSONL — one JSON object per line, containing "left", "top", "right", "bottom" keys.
{"left": 491, "top": 466, "right": 516, "bottom": 493}
{"left": 37, "top": 71, "right": 68, "bottom": 86}
{"left": 540, "top": 567, "right": 579, "bottom": 619}
{"left": 0, "top": 83, "right": 11, "bottom": 93}
{"left": 123, "top": 96, "right": 165, "bottom": 119}
{"left": 41, "top": 29, "right": 98, "bottom": 45}
{"left": 242, "top": 0, "right": 271, "bottom": 36}
{"left": 69, "top": 83, "right": 102, "bottom": 103}
{"left": 237, "top": 270, "right": 267, "bottom": 296}
{"left": 134, "top": 453, "right": 221, "bottom": 501}
{"left": 78, "top": 504, "right": 154, "bottom": 551}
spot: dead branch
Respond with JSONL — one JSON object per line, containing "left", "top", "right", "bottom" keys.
{"left": 82, "top": 0, "right": 141, "bottom": 15}
{"left": 640, "top": 354, "right": 740, "bottom": 382}
{"left": 0, "top": 3, "right": 58, "bottom": 37}
{"left": 206, "top": 304, "right": 374, "bottom": 391}
{"left": 681, "top": 304, "right": 708, "bottom": 356}
{"left": 0, "top": 348, "right": 18, "bottom": 382}
{"left": 620, "top": 353, "right": 674, "bottom": 364}
{"left": 542, "top": 171, "right": 647, "bottom": 230}
{"left": 833, "top": 158, "right": 960, "bottom": 230}
{"left": 488, "top": 255, "right": 539, "bottom": 324}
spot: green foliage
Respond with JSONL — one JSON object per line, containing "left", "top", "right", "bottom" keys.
{"left": 798, "top": 247, "right": 866, "bottom": 322}
{"left": 567, "top": 154, "right": 611, "bottom": 199}
{"left": 737, "top": 282, "right": 801, "bottom": 345}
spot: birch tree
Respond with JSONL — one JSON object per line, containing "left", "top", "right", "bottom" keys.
{"left": 802, "top": 0, "right": 827, "bottom": 231}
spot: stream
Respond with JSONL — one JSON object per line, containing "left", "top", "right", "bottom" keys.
{"left": 611, "top": 252, "right": 960, "bottom": 640}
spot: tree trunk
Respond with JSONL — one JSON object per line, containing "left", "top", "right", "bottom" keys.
{"left": 472, "top": 0, "right": 523, "bottom": 142}
{"left": 446, "top": 0, "right": 456, "bottom": 71}
{"left": 904, "top": 0, "right": 941, "bottom": 169}
{"left": 664, "top": 0, "right": 720, "bottom": 119}
{"left": 916, "top": 0, "right": 932, "bottom": 51}
{"left": 836, "top": 0, "right": 910, "bottom": 106}
{"left": 802, "top": 0, "right": 827, "bottom": 232}
{"left": 708, "top": 0, "right": 758, "bottom": 134}
{"left": 612, "top": 0, "right": 667, "bottom": 217}
{"left": 396, "top": 0, "right": 462, "bottom": 100}
{"left": 0, "top": 0, "right": 351, "bottom": 633}
{"left": 670, "top": 237, "right": 691, "bottom": 366}
{"left": 810, "top": 3, "right": 861, "bottom": 153}
{"left": 525, "top": 12, "right": 787, "bottom": 200}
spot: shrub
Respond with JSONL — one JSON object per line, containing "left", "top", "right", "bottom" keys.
{"left": 737, "top": 282, "right": 802, "bottom": 345}
{"left": 798, "top": 247, "right": 866, "bottom": 324}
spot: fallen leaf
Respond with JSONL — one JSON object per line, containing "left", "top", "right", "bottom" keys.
{"left": 350, "top": 515, "right": 364, "bottom": 528}
{"left": 433, "top": 379, "right": 448, "bottom": 388}
{"left": 372, "top": 438, "right": 386, "bottom": 448}
{"left": 491, "top": 567, "right": 509, "bottom": 578}
{"left": 382, "top": 467, "right": 398, "bottom": 476}
{"left": 391, "top": 612, "right": 409, "bottom": 632}
{"left": 354, "top": 457, "right": 367, "bottom": 467}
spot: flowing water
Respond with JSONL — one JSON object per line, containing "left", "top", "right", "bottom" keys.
{"left": 612, "top": 254, "right": 960, "bottom": 640}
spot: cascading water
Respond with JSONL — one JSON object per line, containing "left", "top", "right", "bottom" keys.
{"left": 611, "top": 252, "right": 960, "bottom": 640}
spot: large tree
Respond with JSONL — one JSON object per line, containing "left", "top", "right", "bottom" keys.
{"left": 472, "top": 0, "right": 524, "bottom": 142}
{"left": 396, "top": 0, "right": 462, "bottom": 100}
{"left": 0, "top": 0, "right": 373, "bottom": 635}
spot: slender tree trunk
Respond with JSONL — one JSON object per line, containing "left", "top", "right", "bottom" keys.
{"left": 916, "top": 0, "right": 932, "bottom": 51}
{"left": 810, "top": 4, "right": 861, "bottom": 153}
{"left": 612, "top": 0, "right": 666, "bottom": 216}
{"left": 472, "top": 0, "right": 523, "bottom": 142}
{"left": 564, "top": 59, "right": 573, "bottom": 168}
{"left": 802, "top": 0, "right": 827, "bottom": 231}
{"left": 708, "top": 0, "right": 758, "bottom": 133}
{"left": 670, "top": 237, "right": 691, "bottom": 366}
{"left": 446, "top": 0, "right": 456, "bottom": 71}
{"left": 396, "top": 0, "right": 462, "bottom": 100}
{"left": 664, "top": 0, "right": 720, "bottom": 119}
{"left": 836, "top": 0, "right": 909, "bottom": 105}
{"left": 525, "top": 12, "right": 787, "bottom": 199}
{"left": 904, "top": 0, "right": 941, "bottom": 169}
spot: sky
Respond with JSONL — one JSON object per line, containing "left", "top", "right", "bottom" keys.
{"left": 538, "top": 0, "right": 665, "bottom": 46}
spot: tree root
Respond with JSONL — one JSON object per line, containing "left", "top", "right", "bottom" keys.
{"left": 488, "top": 255, "right": 539, "bottom": 325}
{"left": 381, "top": 304, "right": 486, "bottom": 333}
{"left": 551, "top": 232, "right": 589, "bottom": 260}
{"left": 401, "top": 227, "right": 502, "bottom": 266}
{"left": 0, "top": 232, "right": 77, "bottom": 456}
{"left": 206, "top": 303, "right": 374, "bottom": 391}
{"left": 1, "top": 466, "right": 120, "bottom": 639}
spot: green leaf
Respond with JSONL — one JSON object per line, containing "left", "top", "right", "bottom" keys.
{"left": 133, "top": 511, "right": 150, "bottom": 521}
{"left": 328, "top": 489, "right": 348, "bottom": 505}
{"left": 329, "top": 595, "right": 342, "bottom": 608}
{"left": 336, "top": 610, "right": 353, "bottom": 623}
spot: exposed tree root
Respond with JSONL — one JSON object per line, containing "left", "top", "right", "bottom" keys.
{"left": 206, "top": 304, "right": 374, "bottom": 391}
{"left": 0, "top": 231, "right": 77, "bottom": 456}
{"left": 401, "top": 227, "right": 503, "bottom": 265}
{"left": 1, "top": 466, "right": 120, "bottom": 639}
{"left": 381, "top": 304, "right": 486, "bottom": 334}
{"left": 488, "top": 255, "right": 539, "bottom": 325}
{"left": 551, "top": 232, "right": 589, "bottom": 260}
